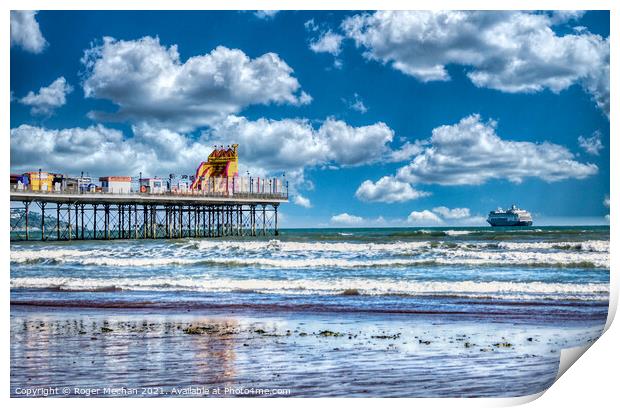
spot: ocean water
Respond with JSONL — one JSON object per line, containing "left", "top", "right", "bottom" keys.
{"left": 10, "top": 226, "right": 610, "bottom": 318}
{"left": 10, "top": 226, "right": 610, "bottom": 397}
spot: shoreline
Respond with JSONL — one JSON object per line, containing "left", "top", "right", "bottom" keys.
{"left": 10, "top": 304, "right": 605, "bottom": 397}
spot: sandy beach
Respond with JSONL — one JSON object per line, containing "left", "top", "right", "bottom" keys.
{"left": 11, "top": 305, "right": 605, "bottom": 397}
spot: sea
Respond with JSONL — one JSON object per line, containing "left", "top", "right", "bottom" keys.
{"left": 10, "top": 226, "right": 610, "bottom": 397}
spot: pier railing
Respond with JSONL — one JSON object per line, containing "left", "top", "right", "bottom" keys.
{"left": 9, "top": 185, "right": 288, "bottom": 201}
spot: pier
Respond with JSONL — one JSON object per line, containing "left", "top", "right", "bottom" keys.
{"left": 10, "top": 145, "right": 288, "bottom": 241}
{"left": 10, "top": 189, "right": 286, "bottom": 241}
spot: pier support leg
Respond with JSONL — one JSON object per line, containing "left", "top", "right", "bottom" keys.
{"left": 262, "top": 205, "right": 266, "bottom": 236}
{"left": 165, "top": 206, "right": 170, "bottom": 239}
{"left": 24, "top": 201, "right": 30, "bottom": 241}
{"left": 151, "top": 205, "right": 156, "bottom": 239}
{"left": 81, "top": 204, "right": 85, "bottom": 240}
{"left": 219, "top": 206, "right": 223, "bottom": 237}
{"left": 274, "top": 204, "right": 279, "bottom": 236}
{"left": 208, "top": 206, "right": 212, "bottom": 237}
{"left": 251, "top": 205, "right": 256, "bottom": 236}
{"left": 93, "top": 205, "right": 98, "bottom": 239}
{"left": 105, "top": 205, "right": 110, "bottom": 240}
{"left": 179, "top": 205, "right": 183, "bottom": 238}
{"left": 117, "top": 205, "right": 122, "bottom": 239}
{"left": 56, "top": 204, "right": 60, "bottom": 240}
{"left": 68, "top": 203, "right": 72, "bottom": 241}
{"left": 40, "top": 202, "right": 46, "bottom": 241}
{"left": 143, "top": 205, "right": 147, "bottom": 239}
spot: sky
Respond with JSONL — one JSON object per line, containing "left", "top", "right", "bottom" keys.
{"left": 10, "top": 10, "right": 610, "bottom": 227}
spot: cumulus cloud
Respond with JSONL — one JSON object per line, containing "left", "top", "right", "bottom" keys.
{"left": 331, "top": 213, "right": 364, "bottom": 225}
{"left": 604, "top": 195, "right": 610, "bottom": 208}
{"left": 81, "top": 36, "right": 311, "bottom": 131}
{"left": 11, "top": 124, "right": 140, "bottom": 175}
{"left": 309, "top": 30, "right": 344, "bottom": 56}
{"left": 343, "top": 93, "right": 368, "bottom": 113}
{"left": 432, "top": 206, "right": 470, "bottom": 219}
{"left": 254, "top": 10, "right": 279, "bottom": 20}
{"left": 395, "top": 114, "right": 597, "bottom": 185}
{"left": 342, "top": 11, "right": 609, "bottom": 116}
{"left": 406, "top": 207, "right": 484, "bottom": 226}
{"left": 406, "top": 210, "right": 443, "bottom": 225}
{"left": 205, "top": 115, "right": 395, "bottom": 175}
{"left": 356, "top": 176, "right": 429, "bottom": 203}
{"left": 578, "top": 131, "right": 604, "bottom": 155}
{"left": 10, "top": 124, "right": 211, "bottom": 177}
{"left": 11, "top": 114, "right": 398, "bottom": 192}
{"left": 19, "top": 77, "right": 73, "bottom": 116}
{"left": 293, "top": 194, "right": 312, "bottom": 208}
{"left": 356, "top": 114, "right": 596, "bottom": 200}
{"left": 388, "top": 141, "right": 425, "bottom": 162}
{"left": 10, "top": 11, "right": 47, "bottom": 53}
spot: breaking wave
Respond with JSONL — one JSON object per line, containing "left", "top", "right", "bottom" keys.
{"left": 10, "top": 277, "right": 609, "bottom": 301}
{"left": 9, "top": 253, "right": 608, "bottom": 269}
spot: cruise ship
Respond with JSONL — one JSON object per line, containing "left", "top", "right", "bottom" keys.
{"left": 487, "top": 205, "right": 533, "bottom": 227}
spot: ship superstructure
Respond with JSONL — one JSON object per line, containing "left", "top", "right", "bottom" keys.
{"left": 487, "top": 205, "right": 533, "bottom": 227}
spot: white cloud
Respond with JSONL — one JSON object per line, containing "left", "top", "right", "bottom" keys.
{"left": 406, "top": 207, "right": 484, "bottom": 226}
{"left": 11, "top": 124, "right": 140, "bottom": 175}
{"left": 304, "top": 19, "right": 318, "bottom": 32}
{"left": 549, "top": 11, "right": 586, "bottom": 24}
{"left": 355, "top": 176, "right": 429, "bottom": 203}
{"left": 432, "top": 206, "right": 470, "bottom": 219}
{"left": 578, "top": 131, "right": 604, "bottom": 155}
{"left": 309, "top": 30, "right": 344, "bottom": 56}
{"left": 9, "top": 124, "right": 211, "bottom": 177}
{"left": 11, "top": 114, "right": 398, "bottom": 194}
{"left": 206, "top": 115, "right": 395, "bottom": 174}
{"left": 345, "top": 93, "right": 368, "bottom": 113}
{"left": 254, "top": 11, "right": 279, "bottom": 20}
{"left": 406, "top": 210, "right": 443, "bottom": 225}
{"left": 388, "top": 141, "right": 425, "bottom": 162}
{"left": 293, "top": 194, "right": 312, "bottom": 208}
{"left": 604, "top": 196, "right": 610, "bottom": 208}
{"left": 19, "top": 77, "right": 73, "bottom": 116}
{"left": 342, "top": 11, "right": 609, "bottom": 115}
{"left": 395, "top": 114, "right": 597, "bottom": 185}
{"left": 81, "top": 36, "right": 310, "bottom": 131}
{"left": 10, "top": 11, "right": 47, "bottom": 53}
{"left": 331, "top": 213, "right": 364, "bottom": 225}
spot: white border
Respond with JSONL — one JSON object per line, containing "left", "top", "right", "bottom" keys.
{"left": 3, "top": 1, "right": 616, "bottom": 407}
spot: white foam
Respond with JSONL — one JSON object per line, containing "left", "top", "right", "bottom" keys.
{"left": 10, "top": 240, "right": 610, "bottom": 269}
{"left": 10, "top": 276, "right": 609, "bottom": 301}
{"left": 444, "top": 230, "right": 473, "bottom": 236}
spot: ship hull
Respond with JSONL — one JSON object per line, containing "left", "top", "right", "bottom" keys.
{"left": 487, "top": 220, "right": 533, "bottom": 227}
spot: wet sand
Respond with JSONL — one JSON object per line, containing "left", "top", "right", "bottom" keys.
{"left": 10, "top": 305, "right": 604, "bottom": 397}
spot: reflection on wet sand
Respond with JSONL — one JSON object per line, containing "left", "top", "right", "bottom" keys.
{"left": 10, "top": 308, "right": 604, "bottom": 397}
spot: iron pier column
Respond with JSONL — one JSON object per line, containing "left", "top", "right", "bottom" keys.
{"left": 262, "top": 205, "right": 266, "bottom": 236}
{"left": 24, "top": 201, "right": 30, "bottom": 241}
{"left": 68, "top": 203, "right": 72, "bottom": 241}
{"left": 93, "top": 204, "right": 98, "bottom": 239}
{"left": 81, "top": 204, "right": 85, "bottom": 239}
{"left": 40, "top": 202, "right": 46, "bottom": 241}
{"left": 56, "top": 204, "right": 60, "bottom": 240}
{"left": 274, "top": 204, "right": 279, "bottom": 236}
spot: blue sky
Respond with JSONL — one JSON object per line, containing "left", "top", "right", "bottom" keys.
{"left": 10, "top": 10, "right": 610, "bottom": 227}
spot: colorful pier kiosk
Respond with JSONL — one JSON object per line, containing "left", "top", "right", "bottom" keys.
{"left": 10, "top": 145, "right": 287, "bottom": 241}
